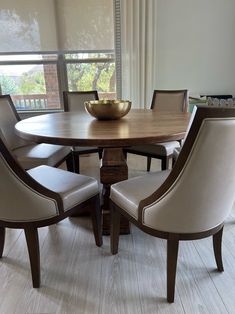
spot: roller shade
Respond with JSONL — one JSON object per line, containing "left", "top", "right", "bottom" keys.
{"left": 0, "top": 0, "right": 114, "bottom": 53}
{"left": 0, "top": 0, "right": 58, "bottom": 53}
{"left": 56, "top": 0, "right": 114, "bottom": 51}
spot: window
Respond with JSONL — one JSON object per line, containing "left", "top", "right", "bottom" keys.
{"left": 0, "top": 52, "right": 116, "bottom": 110}
{"left": 0, "top": 0, "right": 116, "bottom": 111}
{"left": 65, "top": 52, "right": 116, "bottom": 99}
{"left": 0, "top": 54, "right": 60, "bottom": 110}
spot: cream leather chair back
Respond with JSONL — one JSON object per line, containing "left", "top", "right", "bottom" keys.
{"left": 0, "top": 95, "right": 72, "bottom": 171}
{"left": 143, "top": 115, "right": 235, "bottom": 233}
{"left": 0, "top": 138, "right": 58, "bottom": 222}
{"left": 0, "top": 135, "right": 102, "bottom": 288}
{"left": 125, "top": 89, "right": 189, "bottom": 172}
{"left": 0, "top": 96, "right": 29, "bottom": 149}
{"left": 63, "top": 91, "right": 99, "bottom": 113}
{"left": 151, "top": 89, "right": 188, "bottom": 112}
{"left": 110, "top": 107, "right": 235, "bottom": 303}
{"left": 62, "top": 91, "right": 101, "bottom": 174}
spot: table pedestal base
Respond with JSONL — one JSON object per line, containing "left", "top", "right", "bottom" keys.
{"left": 100, "top": 148, "right": 130, "bottom": 235}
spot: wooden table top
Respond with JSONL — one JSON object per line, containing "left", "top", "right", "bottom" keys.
{"left": 15, "top": 109, "right": 190, "bottom": 147}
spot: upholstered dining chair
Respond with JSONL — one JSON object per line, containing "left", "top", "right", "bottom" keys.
{"left": 172, "top": 105, "right": 198, "bottom": 164}
{"left": 63, "top": 91, "right": 102, "bottom": 173}
{"left": 110, "top": 106, "right": 235, "bottom": 302}
{"left": 0, "top": 95, "right": 73, "bottom": 171}
{"left": 0, "top": 135, "right": 102, "bottom": 287}
{"left": 125, "top": 89, "right": 188, "bottom": 171}
{"left": 173, "top": 99, "right": 235, "bottom": 164}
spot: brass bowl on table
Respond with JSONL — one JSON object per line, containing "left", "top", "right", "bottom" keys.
{"left": 84, "top": 99, "right": 131, "bottom": 120}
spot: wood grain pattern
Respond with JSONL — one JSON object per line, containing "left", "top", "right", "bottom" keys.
{"left": 101, "top": 148, "right": 130, "bottom": 235}
{"left": 15, "top": 110, "right": 190, "bottom": 147}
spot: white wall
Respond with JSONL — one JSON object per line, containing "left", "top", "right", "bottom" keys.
{"left": 156, "top": 0, "right": 235, "bottom": 96}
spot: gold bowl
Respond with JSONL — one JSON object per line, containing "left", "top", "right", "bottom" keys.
{"left": 84, "top": 99, "right": 131, "bottom": 120}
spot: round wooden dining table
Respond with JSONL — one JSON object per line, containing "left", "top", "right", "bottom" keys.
{"left": 15, "top": 109, "right": 190, "bottom": 234}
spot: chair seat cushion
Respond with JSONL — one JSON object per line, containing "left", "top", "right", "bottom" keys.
{"left": 13, "top": 143, "right": 71, "bottom": 169}
{"left": 127, "top": 141, "right": 180, "bottom": 156}
{"left": 27, "top": 165, "right": 99, "bottom": 211}
{"left": 110, "top": 170, "right": 170, "bottom": 219}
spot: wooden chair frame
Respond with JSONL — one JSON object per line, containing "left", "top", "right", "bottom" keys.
{"left": 125, "top": 89, "right": 188, "bottom": 171}
{"left": 0, "top": 95, "right": 74, "bottom": 171}
{"left": 63, "top": 91, "right": 102, "bottom": 173}
{"left": 0, "top": 137, "right": 102, "bottom": 287}
{"left": 111, "top": 106, "right": 235, "bottom": 302}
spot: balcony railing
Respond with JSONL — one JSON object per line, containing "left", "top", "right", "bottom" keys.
{"left": 12, "top": 94, "right": 48, "bottom": 110}
{"left": 12, "top": 92, "right": 117, "bottom": 111}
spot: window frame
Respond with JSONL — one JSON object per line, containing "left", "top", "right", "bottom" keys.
{"left": 0, "top": 50, "right": 116, "bottom": 112}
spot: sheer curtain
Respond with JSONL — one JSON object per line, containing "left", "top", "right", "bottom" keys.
{"left": 117, "top": 0, "right": 158, "bottom": 108}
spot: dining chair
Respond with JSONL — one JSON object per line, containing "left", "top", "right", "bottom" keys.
{"left": 63, "top": 91, "right": 102, "bottom": 173}
{"left": 110, "top": 106, "right": 235, "bottom": 302}
{"left": 0, "top": 135, "right": 102, "bottom": 287}
{"left": 172, "top": 105, "right": 198, "bottom": 164}
{"left": 173, "top": 98, "right": 235, "bottom": 164}
{"left": 125, "top": 89, "right": 188, "bottom": 171}
{"left": 0, "top": 95, "right": 73, "bottom": 171}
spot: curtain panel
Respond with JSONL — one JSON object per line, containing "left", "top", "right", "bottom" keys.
{"left": 118, "top": 0, "right": 157, "bottom": 108}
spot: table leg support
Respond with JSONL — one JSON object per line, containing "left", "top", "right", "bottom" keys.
{"left": 100, "top": 148, "right": 130, "bottom": 235}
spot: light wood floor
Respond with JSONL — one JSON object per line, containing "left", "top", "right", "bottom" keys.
{"left": 1, "top": 155, "right": 235, "bottom": 314}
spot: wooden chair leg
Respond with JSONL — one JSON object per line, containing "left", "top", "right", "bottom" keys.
{"left": 162, "top": 156, "right": 171, "bottom": 171}
{"left": 98, "top": 148, "right": 103, "bottom": 159}
{"left": 110, "top": 202, "right": 121, "bottom": 255}
{"left": 73, "top": 154, "right": 80, "bottom": 173}
{"left": 90, "top": 195, "right": 103, "bottom": 247}
{"left": 167, "top": 236, "right": 179, "bottom": 303}
{"left": 65, "top": 152, "right": 74, "bottom": 172}
{"left": 161, "top": 157, "right": 167, "bottom": 170}
{"left": 24, "top": 227, "right": 40, "bottom": 288}
{"left": 147, "top": 156, "right": 151, "bottom": 172}
{"left": 0, "top": 227, "right": 5, "bottom": 258}
{"left": 213, "top": 226, "right": 224, "bottom": 272}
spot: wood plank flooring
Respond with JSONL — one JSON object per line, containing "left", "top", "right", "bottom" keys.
{"left": 0, "top": 154, "right": 235, "bottom": 314}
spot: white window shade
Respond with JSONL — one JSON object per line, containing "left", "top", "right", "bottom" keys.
{"left": 0, "top": 0, "right": 58, "bottom": 53}
{"left": 56, "top": 0, "right": 114, "bottom": 51}
{"left": 0, "top": 0, "right": 114, "bottom": 53}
